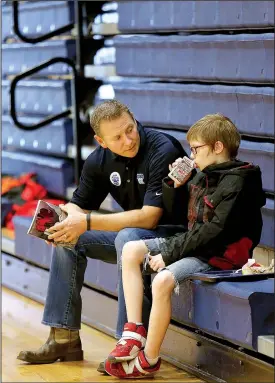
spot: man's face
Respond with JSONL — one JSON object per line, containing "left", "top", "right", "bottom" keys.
{"left": 94, "top": 112, "right": 140, "bottom": 158}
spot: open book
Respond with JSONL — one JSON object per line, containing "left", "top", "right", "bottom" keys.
{"left": 27, "top": 200, "right": 76, "bottom": 249}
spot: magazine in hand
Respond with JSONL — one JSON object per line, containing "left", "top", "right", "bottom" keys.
{"left": 27, "top": 200, "right": 76, "bottom": 249}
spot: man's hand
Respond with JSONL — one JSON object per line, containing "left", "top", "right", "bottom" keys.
{"left": 149, "top": 253, "right": 166, "bottom": 272}
{"left": 47, "top": 205, "right": 87, "bottom": 244}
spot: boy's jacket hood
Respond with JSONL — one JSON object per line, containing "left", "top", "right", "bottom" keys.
{"left": 202, "top": 160, "right": 266, "bottom": 208}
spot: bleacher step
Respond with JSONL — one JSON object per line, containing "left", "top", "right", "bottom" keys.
{"left": 84, "top": 64, "right": 116, "bottom": 79}
{"left": 258, "top": 336, "right": 274, "bottom": 358}
{"left": 67, "top": 144, "right": 96, "bottom": 160}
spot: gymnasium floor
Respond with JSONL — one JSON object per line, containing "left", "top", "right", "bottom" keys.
{"left": 2, "top": 287, "right": 204, "bottom": 382}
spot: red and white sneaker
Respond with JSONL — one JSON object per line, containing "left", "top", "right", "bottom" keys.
{"left": 108, "top": 322, "right": 147, "bottom": 362}
{"left": 105, "top": 350, "right": 161, "bottom": 379}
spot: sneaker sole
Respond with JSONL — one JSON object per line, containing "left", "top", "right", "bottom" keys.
{"left": 97, "top": 361, "right": 108, "bottom": 375}
{"left": 107, "top": 350, "right": 140, "bottom": 363}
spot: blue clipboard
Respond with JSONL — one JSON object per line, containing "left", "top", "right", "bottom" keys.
{"left": 189, "top": 269, "right": 274, "bottom": 283}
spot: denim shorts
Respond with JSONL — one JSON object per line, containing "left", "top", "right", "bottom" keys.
{"left": 143, "top": 237, "right": 212, "bottom": 294}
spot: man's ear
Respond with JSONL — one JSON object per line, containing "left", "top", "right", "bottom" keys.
{"left": 214, "top": 141, "right": 224, "bottom": 154}
{"left": 94, "top": 135, "right": 107, "bottom": 149}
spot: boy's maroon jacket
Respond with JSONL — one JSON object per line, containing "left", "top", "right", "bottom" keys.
{"left": 160, "top": 160, "right": 266, "bottom": 270}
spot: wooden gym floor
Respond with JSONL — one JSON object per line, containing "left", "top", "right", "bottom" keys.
{"left": 2, "top": 286, "right": 204, "bottom": 382}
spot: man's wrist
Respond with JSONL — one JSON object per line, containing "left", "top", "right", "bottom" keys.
{"left": 86, "top": 212, "right": 91, "bottom": 231}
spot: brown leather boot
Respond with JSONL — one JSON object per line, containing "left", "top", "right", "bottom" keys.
{"left": 17, "top": 327, "right": 83, "bottom": 364}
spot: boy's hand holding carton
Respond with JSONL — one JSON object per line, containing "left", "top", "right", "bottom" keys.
{"left": 168, "top": 156, "right": 194, "bottom": 188}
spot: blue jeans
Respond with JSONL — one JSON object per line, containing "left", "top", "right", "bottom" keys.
{"left": 42, "top": 225, "right": 184, "bottom": 338}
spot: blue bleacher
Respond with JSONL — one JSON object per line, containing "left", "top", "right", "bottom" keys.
{"left": 1, "top": 1, "right": 274, "bottom": 376}
{"left": 85, "top": 259, "right": 118, "bottom": 296}
{"left": 2, "top": 115, "right": 73, "bottom": 155}
{"left": 171, "top": 278, "right": 274, "bottom": 351}
{"left": 260, "top": 198, "right": 274, "bottom": 249}
{"left": 113, "top": 82, "right": 274, "bottom": 138}
{"left": 13, "top": 215, "right": 118, "bottom": 295}
{"left": 118, "top": 1, "right": 274, "bottom": 32}
{"left": 154, "top": 128, "right": 274, "bottom": 195}
{"left": 2, "top": 0, "right": 74, "bottom": 42}
{"left": 2, "top": 40, "right": 76, "bottom": 77}
{"left": 14, "top": 216, "right": 54, "bottom": 269}
{"left": 2, "top": 150, "right": 74, "bottom": 196}
{"left": 238, "top": 140, "right": 274, "bottom": 193}
{"left": 2, "top": 79, "right": 71, "bottom": 116}
{"left": 114, "top": 33, "right": 274, "bottom": 83}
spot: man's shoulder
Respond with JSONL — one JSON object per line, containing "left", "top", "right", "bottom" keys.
{"left": 83, "top": 145, "right": 107, "bottom": 171}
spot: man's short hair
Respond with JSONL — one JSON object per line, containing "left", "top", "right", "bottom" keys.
{"left": 90, "top": 100, "right": 135, "bottom": 136}
{"left": 187, "top": 113, "right": 241, "bottom": 158}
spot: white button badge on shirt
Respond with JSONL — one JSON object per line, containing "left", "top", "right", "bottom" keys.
{"left": 110, "top": 172, "right": 121, "bottom": 186}
{"left": 137, "top": 174, "right": 145, "bottom": 185}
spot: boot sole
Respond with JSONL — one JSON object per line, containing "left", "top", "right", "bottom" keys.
{"left": 17, "top": 350, "right": 84, "bottom": 364}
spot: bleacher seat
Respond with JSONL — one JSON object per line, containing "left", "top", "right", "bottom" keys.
{"left": 2, "top": 150, "right": 74, "bottom": 196}
{"left": 2, "top": 115, "right": 73, "bottom": 155}
{"left": 2, "top": 40, "right": 76, "bottom": 77}
{"left": 85, "top": 259, "right": 118, "bottom": 296}
{"left": 113, "top": 82, "right": 274, "bottom": 138}
{"left": 13, "top": 215, "right": 118, "bottom": 295}
{"left": 2, "top": 0, "right": 74, "bottom": 42}
{"left": 118, "top": 1, "right": 274, "bottom": 32}
{"left": 114, "top": 33, "right": 274, "bottom": 83}
{"left": 2, "top": 79, "right": 71, "bottom": 116}
{"left": 171, "top": 278, "right": 274, "bottom": 352}
{"left": 261, "top": 198, "right": 274, "bottom": 249}
{"left": 14, "top": 216, "right": 53, "bottom": 269}
{"left": 238, "top": 140, "right": 274, "bottom": 193}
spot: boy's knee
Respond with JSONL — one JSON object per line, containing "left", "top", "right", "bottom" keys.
{"left": 152, "top": 271, "right": 175, "bottom": 296}
{"left": 121, "top": 240, "right": 147, "bottom": 265}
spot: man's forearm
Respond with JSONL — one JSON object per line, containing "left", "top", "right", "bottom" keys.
{"left": 90, "top": 209, "right": 156, "bottom": 232}
{"left": 66, "top": 202, "right": 89, "bottom": 214}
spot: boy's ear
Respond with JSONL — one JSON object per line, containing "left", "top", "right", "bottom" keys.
{"left": 214, "top": 141, "right": 224, "bottom": 154}
{"left": 94, "top": 134, "right": 107, "bottom": 149}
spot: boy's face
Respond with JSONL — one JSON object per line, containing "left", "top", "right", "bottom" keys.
{"left": 189, "top": 139, "right": 228, "bottom": 171}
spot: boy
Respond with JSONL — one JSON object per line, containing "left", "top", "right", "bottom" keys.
{"left": 104, "top": 114, "right": 266, "bottom": 379}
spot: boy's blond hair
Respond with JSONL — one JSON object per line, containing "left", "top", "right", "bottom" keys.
{"left": 187, "top": 113, "right": 241, "bottom": 159}
{"left": 90, "top": 100, "right": 135, "bottom": 136}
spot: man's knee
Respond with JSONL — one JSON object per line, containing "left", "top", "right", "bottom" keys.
{"left": 152, "top": 270, "right": 175, "bottom": 296}
{"left": 115, "top": 228, "right": 144, "bottom": 254}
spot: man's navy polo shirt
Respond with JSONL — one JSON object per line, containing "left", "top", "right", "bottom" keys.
{"left": 71, "top": 123, "right": 187, "bottom": 220}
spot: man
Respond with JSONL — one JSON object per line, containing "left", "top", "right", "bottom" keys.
{"left": 17, "top": 100, "right": 190, "bottom": 366}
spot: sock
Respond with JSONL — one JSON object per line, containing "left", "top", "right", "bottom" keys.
{"left": 144, "top": 352, "right": 159, "bottom": 366}
{"left": 136, "top": 322, "right": 143, "bottom": 326}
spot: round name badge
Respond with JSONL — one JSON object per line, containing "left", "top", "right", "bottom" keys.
{"left": 110, "top": 172, "right": 121, "bottom": 186}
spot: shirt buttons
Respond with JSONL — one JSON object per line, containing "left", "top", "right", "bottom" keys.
{"left": 127, "top": 179, "right": 131, "bottom": 183}
{"left": 126, "top": 167, "right": 128, "bottom": 170}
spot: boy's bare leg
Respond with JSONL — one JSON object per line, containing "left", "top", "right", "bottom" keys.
{"left": 121, "top": 240, "right": 148, "bottom": 323}
{"left": 144, "top": 271, "right": 175, "bottom": 359}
